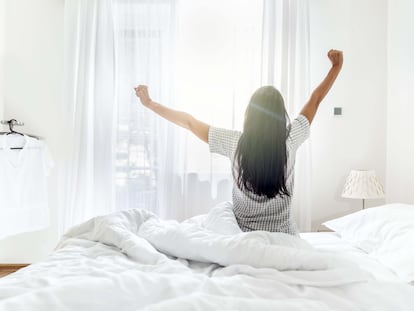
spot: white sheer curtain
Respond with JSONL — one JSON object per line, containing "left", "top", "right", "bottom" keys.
{"left": 61, "top": 0, "right": 311, "bottom": 232}
{"left": 168, "top": 0, "right": 264, "bottom": 220}
{"left": 261, "top": 0, "right": 312, "bottom": 231}
{"left": 61, "top": 0, "right": 175, "bottom": 231}
{"left": 61, "top": 0, "right": 116, "bottom": 231}
{"left": 112, "top": 0, "right": 176, "bottom": 218}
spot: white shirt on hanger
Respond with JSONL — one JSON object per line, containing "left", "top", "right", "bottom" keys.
{"left": 0, "top": 134, "right": 53, "bottom": 239}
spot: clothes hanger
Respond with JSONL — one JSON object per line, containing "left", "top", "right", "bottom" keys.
{"left": 7, "top": 119, "right": 24, "bottom": 136}
{"left": 0, "top": 119, "right": 40, "bottom": 150}
{"left": 0, "top": 119, "right": 40, "bottom": 139}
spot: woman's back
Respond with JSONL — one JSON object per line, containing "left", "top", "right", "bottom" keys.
{"left": 208, "top": 114, "right": 310, "bottom": 235}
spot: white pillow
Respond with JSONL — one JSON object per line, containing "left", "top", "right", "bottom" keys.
{"left": 323, "top": 203, "right": 414, "bottom": 282}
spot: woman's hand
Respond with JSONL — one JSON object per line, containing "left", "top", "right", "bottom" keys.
{"left": 134, "top": 85, "right": 153, "bottom": 108}
{"left": 327, "top": 49, "right": 343, "bottom": 68}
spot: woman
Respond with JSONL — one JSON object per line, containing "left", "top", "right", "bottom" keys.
{"left": 135, "top": 49, "right": 343, "bottom": 235}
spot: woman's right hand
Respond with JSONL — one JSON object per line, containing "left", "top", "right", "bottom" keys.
{"left": 327, "top": 49, "right": 343, "bottom": 68}
{"left": 134, "top": 85, "right": 153, "bottom": 108}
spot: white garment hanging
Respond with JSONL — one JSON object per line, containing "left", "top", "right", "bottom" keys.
{"left": 0, "top": 134, "right": 53, "bottom": 239}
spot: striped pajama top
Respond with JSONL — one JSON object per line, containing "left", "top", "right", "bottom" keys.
{"left": 208, "top": 114, "right": 310, "bottom": 235}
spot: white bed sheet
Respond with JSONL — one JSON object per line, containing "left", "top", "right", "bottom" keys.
{"left": 301, "top": 232, "right": 402, "bottom": 282}
{"left": 0, "top": 207, "right": 413, "bottom": 311}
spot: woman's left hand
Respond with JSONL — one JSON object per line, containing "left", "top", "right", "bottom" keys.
{"left": 327, "top": 49, "right": 343, "bottom": 68}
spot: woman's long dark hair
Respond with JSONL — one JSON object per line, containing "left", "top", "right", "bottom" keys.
{"left": 234, "top": 86, "right": 290, "bottom": 198}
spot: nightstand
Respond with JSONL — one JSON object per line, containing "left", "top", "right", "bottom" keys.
{"left": 0, "top": 264, "right": 29, "bottom": 278}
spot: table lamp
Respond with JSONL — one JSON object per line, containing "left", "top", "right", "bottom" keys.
{"left": 342, "top": 170, "right": 385, "bottom": 209}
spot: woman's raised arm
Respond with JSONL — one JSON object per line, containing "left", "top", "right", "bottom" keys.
{"left": 135, "top": 85, "right": 210, "bottom": 143}
{"left": 300, "top": 49, "right": 343, "bottom": 124}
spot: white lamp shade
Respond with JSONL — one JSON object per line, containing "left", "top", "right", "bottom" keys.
{"left": 342, "top": 170, "right": 385, "bottom": 199}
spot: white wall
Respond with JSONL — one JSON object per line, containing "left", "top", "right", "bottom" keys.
{"left": 309, "top": 0, "right": 387, "bottom": 230}
{"left": 0, "top": 0, "right": 5, "bottom": 120}
{"left": 0, "top": 0, "right": 64, "bottom": 263}
{"left": 386, "top": 0, "right": 414, "bottom": 204}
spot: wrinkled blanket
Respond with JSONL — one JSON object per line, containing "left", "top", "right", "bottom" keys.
{"left": 1, "top": 203, "right": 414, "bottom": 311}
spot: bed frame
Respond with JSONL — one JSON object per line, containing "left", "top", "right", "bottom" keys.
{"left": 0, "top": 264, "right": 29, "bottom": 278}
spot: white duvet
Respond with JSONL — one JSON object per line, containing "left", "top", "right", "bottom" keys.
{"left": 1, "top": 203, "right": 414, "bottom": 311}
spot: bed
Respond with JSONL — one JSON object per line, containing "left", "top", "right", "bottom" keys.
{"left": 1, "top": 202, "right": 413, "bottom": 310}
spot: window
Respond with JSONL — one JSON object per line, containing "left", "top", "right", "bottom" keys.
{"left": 113, "top": 0, "right": 264, "bottom": 212}
{"left": 113, "top": 0, "right": 174, "bottom": 210}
